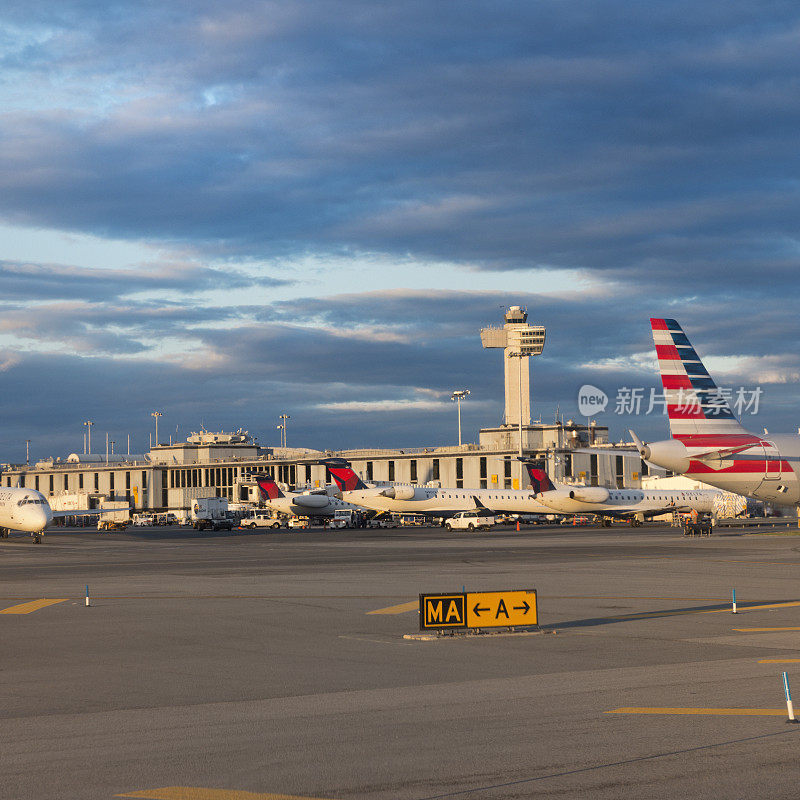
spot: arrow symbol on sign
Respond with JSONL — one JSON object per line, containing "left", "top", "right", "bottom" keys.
{"left": 513, "top": 601, "right": 530, "bottom": 614}
{"left": 472, "top": 603, "right": 489, "bottom": 616}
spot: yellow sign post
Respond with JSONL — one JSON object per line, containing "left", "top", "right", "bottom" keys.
{"left": 419, "top": 590, "right": 537, "bottom": 631}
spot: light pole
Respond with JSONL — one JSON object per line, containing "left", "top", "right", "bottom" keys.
{"left": 450, "top": 390, "right": 470, "bottom": 446}
{"left": 151, "top": 411, "right": 162, "bottom": 446}
{"left": 276, "top": 424, "right": 284, "bottom": 447}
{"left": 25, "top": 439, "right": 30, "bottom": 465}
{"left": 279, "top": 414, "right": 290, "bottom": 448}
{"left": 84, "top": 420, "right": 93, "bottom": 454}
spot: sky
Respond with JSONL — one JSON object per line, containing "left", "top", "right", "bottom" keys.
{"left": 1, "top": 1, "right": 799, "bottom": 462}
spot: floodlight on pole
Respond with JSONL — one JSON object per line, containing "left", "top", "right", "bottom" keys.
{"left": 151, "top": 411, "right": 163, "bottom": 446}
{"left": 84, "top": 420, "right": 93, "bottom": 454}
{"left": 279, "top": 414, "right": 290, "bottom": 448}
{"left": 450, "top": 390, "right": 470, "bottom": 446}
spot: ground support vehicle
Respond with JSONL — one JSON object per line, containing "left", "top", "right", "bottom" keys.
{"left": 97, "top": 519, "right": 128, "bottom": 531}
{"left": 444, "top": 510, "right": 495, "bottom": 531}
{"left": 288, "top": 516, "right": 309, "bottom": 530}
{"left": 191, "top": 497, "right": 231, "bottom": 530}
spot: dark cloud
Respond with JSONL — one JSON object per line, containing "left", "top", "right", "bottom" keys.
{"left": 0, "top": 1, "right": 798, "bottom": 290}
{"left": 0, "top": 260, "right": 289, "bottom": 302}
{"left": 0, "top": 2, "right": 799, "bottom": 457}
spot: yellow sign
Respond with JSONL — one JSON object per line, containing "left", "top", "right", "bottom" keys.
{"left": 512, "top": 478, "right": 519, "bottom": 490}
{"left": 419, "top": 594, "right": 466, "bottom": 629}
{"left": 632, "top": 471, "right": 639, "bottom": 481}
{"left": 466, "top": 590, "right": 537, "bottom": 628}
{"left": 419, "top": 590, "right": 537, "bottom": 630}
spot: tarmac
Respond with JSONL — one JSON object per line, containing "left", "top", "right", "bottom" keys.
{"left": 4, "top": 522, "right": 800, "bottom": 799}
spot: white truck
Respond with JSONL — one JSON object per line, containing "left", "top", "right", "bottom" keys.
{"left": 96, "top": 500, "right": 131, "bottom": 531}
{"left": 329, "top": 509, "right": 358, "bottom": 529}
{"left": 241, "top": 511, "right": 283, "bottom": 529}
{"left": 191, "top": 497, "right": 233, "bottom": 531}
{"left": 444, "top": 510, "right": 495, "bottom": 531}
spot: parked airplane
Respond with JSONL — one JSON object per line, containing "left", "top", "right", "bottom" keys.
{"left": 0, "top": 487, "right": 121, "bottom": 543}
{"left": 523, "top": 462, "right": 718, "bottom": 526}
{"left": 631, "top": 318, "right": 799, "bottom": 506}
{"left": 320, "top": 459, "right": 554, "bottom": 519}
{"left": 254, "top": 474, "right": 363, "bottom": 518}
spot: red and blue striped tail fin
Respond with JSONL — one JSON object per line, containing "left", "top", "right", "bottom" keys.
{"left": 650, "top": 318, "right": 749, "bottom": 442}
{"left": 255, "top": 474, "right": 284, "bottom": 500}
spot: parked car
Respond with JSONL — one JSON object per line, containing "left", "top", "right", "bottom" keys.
{"left": 444, "top": 510, "right": 495, "bottom": 531}
{"left": 241, "top": 512, "right": 283, "bottom": 529}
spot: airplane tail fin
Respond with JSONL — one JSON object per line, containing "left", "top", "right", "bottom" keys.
{"left": 255, "top": 474, "right": 284, "bottom": 500}
{"left": 320, "top": 459, "right": 369, "bottom": 491}
{"left": 518, "top": 459, "right": 556, "bottom": 494}
{"left": 650, "top": 319, "right": 750, "bottom": 441}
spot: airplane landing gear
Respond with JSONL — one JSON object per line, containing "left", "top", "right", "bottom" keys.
{"left": 0, "top": 528, "right": 8, "bottom": 538}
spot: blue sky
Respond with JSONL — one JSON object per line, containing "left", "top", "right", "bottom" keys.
{"left": 1, "top": 1, "right": 799, "bottom": 462}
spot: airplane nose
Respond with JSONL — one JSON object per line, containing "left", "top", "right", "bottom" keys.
{"left": 37, "top": 506, "right": 52, "bottom": 531}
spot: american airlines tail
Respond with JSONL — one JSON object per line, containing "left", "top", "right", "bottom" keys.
{"left": 651, "top": 318, "right": 751, "bottom": 442}
{"left": 255, "top": 474, "right": 285, "bottom": 500}
{"left": 634, "top": 319, "right": 798, "bottom": 505}
{"left": 321, "top": 459, "right": 369, "bottom": 492}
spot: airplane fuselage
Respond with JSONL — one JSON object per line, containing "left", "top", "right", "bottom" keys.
{"left": 341, "top": 485, "right": 552, "bottom": 518}
{"left": 536, "top": 487, "right": 718, "bottom": 517}
{"left": 0, "top": 488, "right": 53, "bottom": 533}
{"left": 262, "top": 492, "right": 363, "bottom": 517}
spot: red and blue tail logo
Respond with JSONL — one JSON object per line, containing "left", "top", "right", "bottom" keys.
{"left": 255, "top": 474, "right": 284, "bottom": 500}
{"left": 525, "top": 466, "right": 555, "bottom": 494}
{"left": 322, "top": 460, "right": 368, "bottom": 491}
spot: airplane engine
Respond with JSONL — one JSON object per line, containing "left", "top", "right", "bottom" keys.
{"left": 569, "top": 487, "right": 610, "bottom": 503}
{"left": 638, "top": 438, "right": 690, "bottom": 474}
{"left": 381, "top": 486, "right": 417, "bottom": 501}
{"left": 293, "top": 494, "right": 330, "bottom": 509}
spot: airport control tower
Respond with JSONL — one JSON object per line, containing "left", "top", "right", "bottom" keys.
{"left": 480, "top": 306, "right": 546, "bottom": 429}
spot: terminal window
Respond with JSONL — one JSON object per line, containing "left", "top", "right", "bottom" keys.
{"left": 388, "top": 461, "right": 395, "bottom": 482}
{"left": 479, "top": 457, "right": 487, "bottom": 489}
{"left": 410, "top": 460, "right": 417, "bottom": 483}
{"left": 79, "top": 473, "right": 84, "bottom": 490}
{"left": 366, "top": 461, "right": 373, "bottom": 481}
{"left": 432, "top": 459, "right": 440, "bottom": 480}
{"left": 504, "top": 459, "right": 512, "bottom": 489}
{"left": 456, "top": 458, "right": 463, "bottom": 489}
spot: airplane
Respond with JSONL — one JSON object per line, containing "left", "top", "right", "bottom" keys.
{"left": 254, "top": 474, "right": 364, "bottom": 518}
{"left": 320, "top": 458, "right": 555, "bottom": 519}
{"left": 522, "top": 461, "right": 719, "bottom": 526}
{"left": 631, "top": 318, "right": 800, "bottom": 506}
{"left": 0, "top": 486, "right": 122, "bottom": 543}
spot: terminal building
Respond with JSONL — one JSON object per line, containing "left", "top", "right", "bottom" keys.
{"left": 0, "top": 307, "right": 656, "bottom": 517}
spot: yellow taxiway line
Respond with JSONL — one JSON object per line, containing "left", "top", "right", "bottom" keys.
{"left": 367, "top": 600, "right": 418, "bottom": 615}
{"left": 0, "top": 599, "right": 67, "bottom": 614}
{"left": 117, "top": 788, "right": 331, "bottom": 800}
{"left": 607, "top": 707, "right": 788, "bottom": 716}
{"left": 734, "top": 627, "right": 800, "bottom": 632}
{"left": 759, "top": 659, "right": 800, "bottom": 663}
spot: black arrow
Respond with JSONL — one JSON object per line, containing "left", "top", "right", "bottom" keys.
{"left": 513, "top": 601, "right": 530, "bottom": 614}
{"left": 472, "top": 603, "right": 489, "bottom": 616}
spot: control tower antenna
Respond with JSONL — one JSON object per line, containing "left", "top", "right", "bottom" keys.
{"left": 480, "top": 305, "right": 546, "bottom": 456}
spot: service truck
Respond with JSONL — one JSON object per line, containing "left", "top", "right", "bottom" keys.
{"left": 96, "top": 500, "right": 131, "bottom": 531}
{"left": 191, "top": 497, "right": 233, "bottom": 531}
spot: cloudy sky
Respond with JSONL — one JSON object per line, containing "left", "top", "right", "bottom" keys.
{"left": 1, "top": 1, "right": 799, "bottom": 462}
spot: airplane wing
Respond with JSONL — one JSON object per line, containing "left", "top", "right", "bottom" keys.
{"left": 51, "top": 508, "right": 128, "bottom": 518}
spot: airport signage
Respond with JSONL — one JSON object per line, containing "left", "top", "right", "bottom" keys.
{"left": 419, "top": 590, "right": 537, "bottom": 631}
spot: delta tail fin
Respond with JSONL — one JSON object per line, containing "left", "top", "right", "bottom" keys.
{"left": 320, "top": 459, "right": 369, "bottom": 491}
{"left": 650, "top": 318, "right": 750, "bottom": 441}
{"left": 255, "top": 474, "right": 285, "bottom": 500}
{"left": 518, "top": 458, "right": 556, "bottom": 494}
